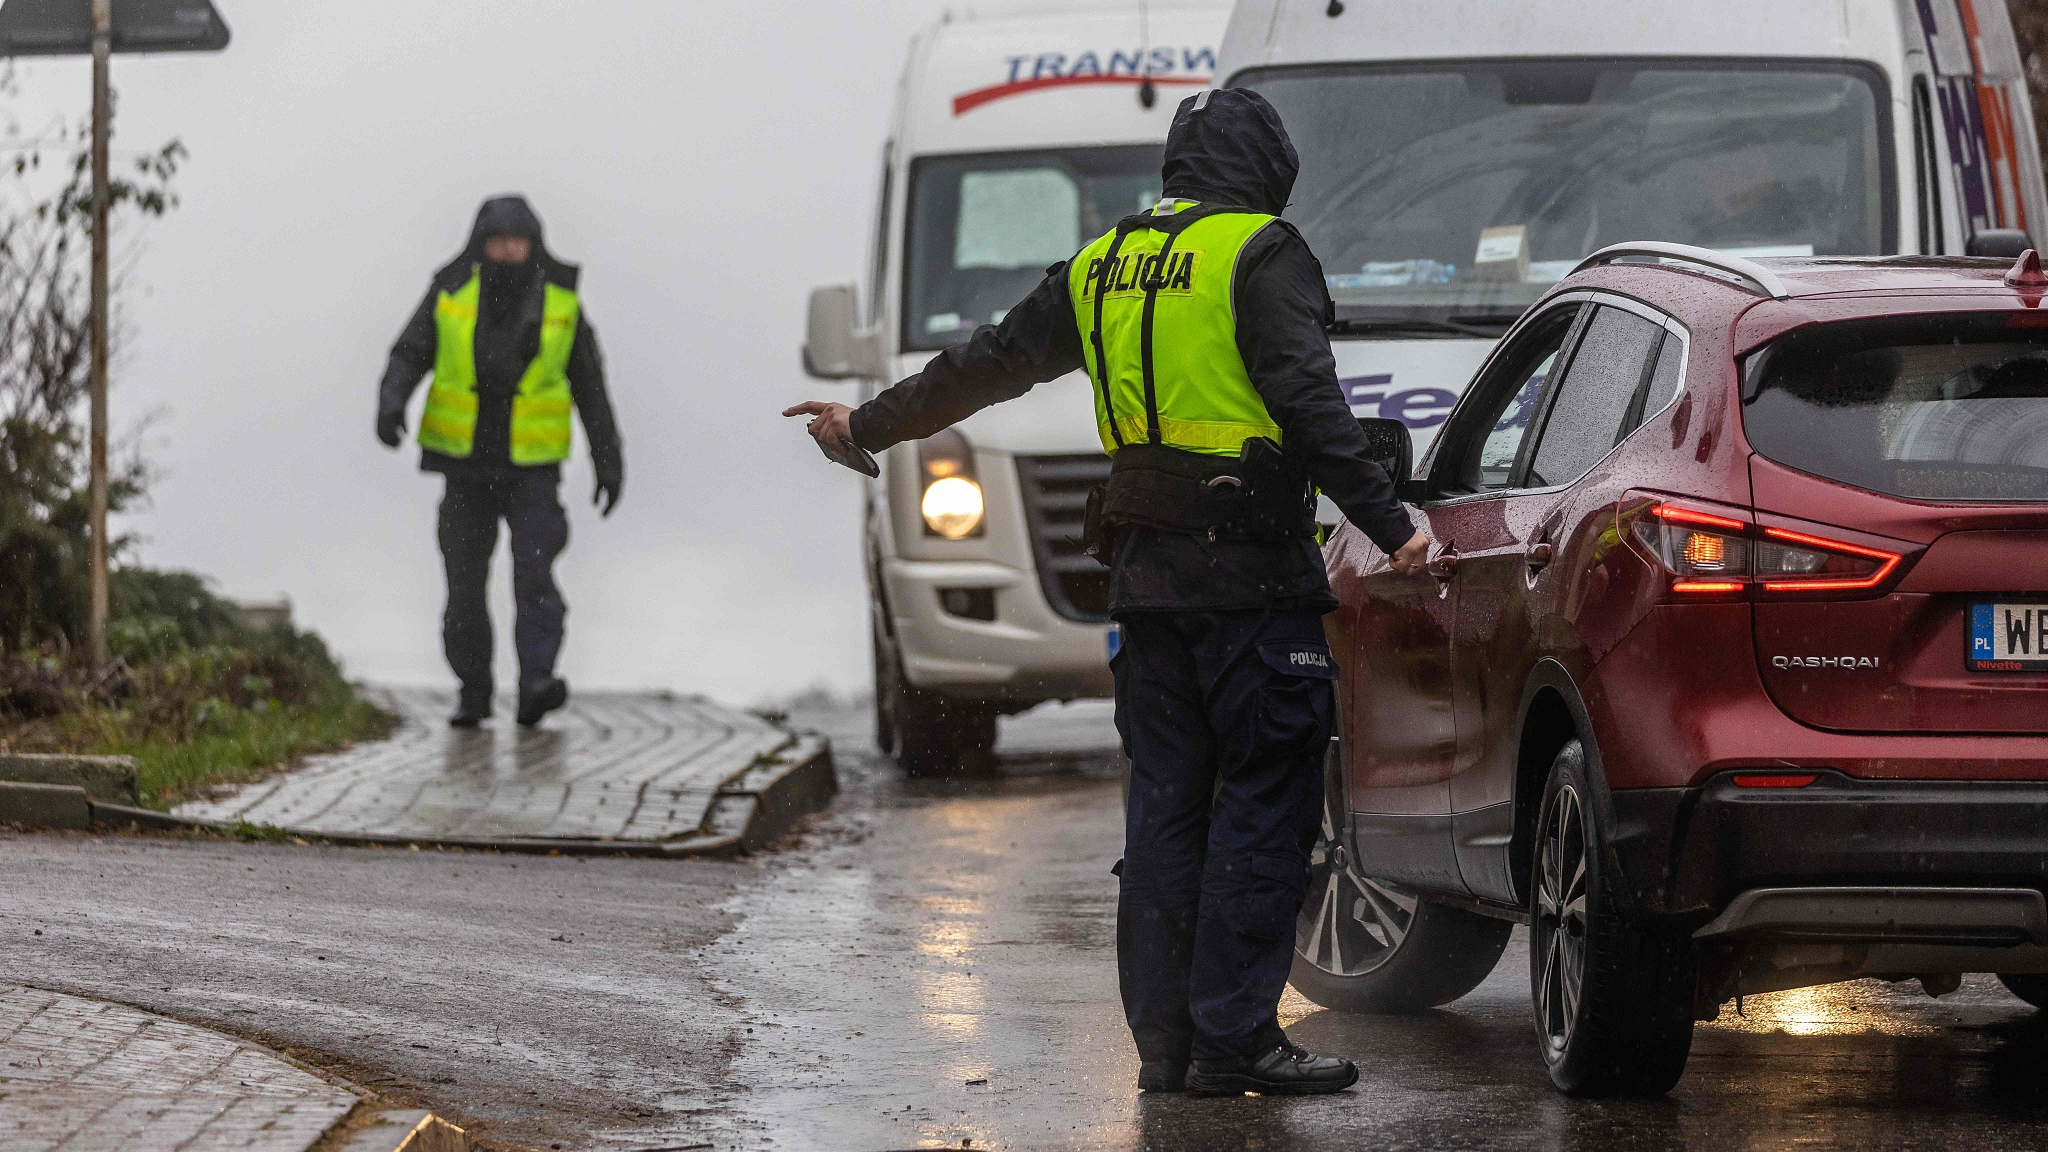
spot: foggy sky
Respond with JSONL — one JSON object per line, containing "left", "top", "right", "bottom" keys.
{"left": 3, "top": 0, "right": 1070, "bottom": 703}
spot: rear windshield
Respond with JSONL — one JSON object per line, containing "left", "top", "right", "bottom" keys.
{"left": 1745, "top": 314, "right": 2048, "bottom": 503}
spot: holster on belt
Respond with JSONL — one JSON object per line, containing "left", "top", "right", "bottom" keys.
{"left": 1083, "top": 438, "right": 1316, "bottom": 563}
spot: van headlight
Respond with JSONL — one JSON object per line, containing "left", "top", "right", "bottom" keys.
{"left": 918, "top": 428, "right": 984, "bottom": 539}
{"left": 921, "top": 476, "right": 984, "bottom": 539}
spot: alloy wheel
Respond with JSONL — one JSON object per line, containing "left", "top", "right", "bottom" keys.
{"left": 1296, "top": 772, "right": 1419, "bottom": 977}
{"left": 1534, "top": 782, "right": 1589, "bottom": 1060}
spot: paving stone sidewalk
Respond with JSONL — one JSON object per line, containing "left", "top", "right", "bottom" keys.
{"left": 173, "top": 687, "right": 829, "bottom": 853}
{"left": 0, "top": 984, "right": 359, "bottom": 1152}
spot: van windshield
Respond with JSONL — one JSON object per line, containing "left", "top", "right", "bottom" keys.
{"left": 1240, "top": 60, "right": 1892, "bottom": 326}
{"left": 904, "top": 145, "right": 1163, "bottom": 352}
{"left": 1746, "top": 314, "right": 2048, "bottom": 503}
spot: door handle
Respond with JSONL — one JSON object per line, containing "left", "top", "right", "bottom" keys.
{"left": 1427, "top": 549, "right": 1460, "bottom": 580}
{"left": 1526, "top": 541, "right": 1554, "bottom": 572}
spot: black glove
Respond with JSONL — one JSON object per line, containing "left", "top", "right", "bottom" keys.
{"left": 376, "top": 408, "right": 405, "bottom": 448}
{"left": 593, "top": 466, "right": 622, "bottom": 517}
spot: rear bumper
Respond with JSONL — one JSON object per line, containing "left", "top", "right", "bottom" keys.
{"left": 1611, "top": 772, "right": 2048, "bottom": 921}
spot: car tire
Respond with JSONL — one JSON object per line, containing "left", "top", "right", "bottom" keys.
{"left": 1290, "top": 740, "right": 1512, "bottom": 1013}
{"left": 1998, "top": 973, "right": 2048, "bottom": 1008}
{"left": 1530, "top": 739, "right": 1696, "bottom": 1097}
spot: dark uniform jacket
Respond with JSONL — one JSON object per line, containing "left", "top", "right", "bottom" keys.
{"left": 378, "top": 196, "right": 624, "bottom": 489}
{"left": 849, "top": 90, "right": 1415, "bottom": 615}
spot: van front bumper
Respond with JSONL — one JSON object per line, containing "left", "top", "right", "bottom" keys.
{"left": 884, "top": 557, "right": 1115, "bottom": 704}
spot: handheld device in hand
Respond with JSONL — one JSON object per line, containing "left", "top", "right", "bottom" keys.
{"left": 818, "top": 436, "right": 880, "bottom": 477}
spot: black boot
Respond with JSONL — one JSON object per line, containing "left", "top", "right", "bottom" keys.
{"left": 1137, "top": 1059, "right": 1188, "bottom": 1093}
{"left": 516, "top": 676, "right": 568, "bottom": 727}
{"left": 1185, "top": 1042, "right": 1358, "bottom": 1096}
{"left": 449, "top": 689, "right": 493, "bottom": 728}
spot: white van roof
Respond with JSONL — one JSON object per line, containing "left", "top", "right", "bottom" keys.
{"left": 1219, "top": 0, "right": 1921, "bottom": 77}
{"left": 900, "top": 2, "right": 1231, "bottom": 157}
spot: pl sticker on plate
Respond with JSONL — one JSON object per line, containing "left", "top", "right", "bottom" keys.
{"left": 1106, "top": 626, "right": 1121, "bottom": 661}
{"left": 1970, "top": 602, "right": 2048, "bottom": 672}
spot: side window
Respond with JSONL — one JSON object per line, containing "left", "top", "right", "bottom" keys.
{"left": 866, "top": 145, "right": 894, "bottom": 327}
{"left": 1526, "top": 306, "right": 1664, "bottom": 488}
{"left": 1618, "top": 331, "right": 1685, "bottom": 438}
{"left": 1447, "top": 305, "right": 1581, "bottom": 493}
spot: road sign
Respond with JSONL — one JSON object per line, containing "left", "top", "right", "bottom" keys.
{"left": 0, "top": 0, "right": 231, "bottom": 664}
{"left": 0, "top": 0, "right": 228, "bottom": 57}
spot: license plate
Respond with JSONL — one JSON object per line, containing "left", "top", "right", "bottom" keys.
{"left": 1969, "top": 602, "right": 2048, "bottom": 672}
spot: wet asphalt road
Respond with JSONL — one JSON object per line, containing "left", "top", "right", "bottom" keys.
{"left": 8, "top": 701, "right": 2048, "bottom": 1150}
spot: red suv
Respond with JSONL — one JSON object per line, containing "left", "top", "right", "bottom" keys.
{"left": 1292, "top": 243, "right": 2048, "bottom": 1097}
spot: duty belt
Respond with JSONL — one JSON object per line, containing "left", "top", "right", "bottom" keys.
{"left": 1084, "top": 439, "right": 1317, "bottom": 559}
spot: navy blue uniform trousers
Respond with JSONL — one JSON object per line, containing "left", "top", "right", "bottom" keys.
{"left": 1111, "top": 607, "right": 1337, "bottom": 1063}
{"left": 437, "top": 472, "right": 569, "bottom": 703}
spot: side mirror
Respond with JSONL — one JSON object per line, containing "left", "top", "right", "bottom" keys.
{"left": 802, "top": 284, "right": 884, "bottom": 379}
{"left": 1967, "top": 228, "right": 2034, "bottom": 259}
{"left": 1356, "top": 416, "right": 1413, "bottom": 483}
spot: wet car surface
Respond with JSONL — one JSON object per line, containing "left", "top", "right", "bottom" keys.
{"left": 6, "top": 701, "right": 2048, "bottom": 1149}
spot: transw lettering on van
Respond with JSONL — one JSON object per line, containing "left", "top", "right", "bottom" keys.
{"left": 953, "top": 46, "right": 1215, "bottom": 115}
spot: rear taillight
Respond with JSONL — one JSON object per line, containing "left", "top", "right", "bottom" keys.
{"left": 1732, "top": 773, "right": 1817, "bottom": 788}
{"left": 1626, "top": 498, "right": 1905, "bottom": 599}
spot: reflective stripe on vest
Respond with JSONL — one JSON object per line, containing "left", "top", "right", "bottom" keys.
{"left": 418, "top": 269, "right": 580, "bottom": 465}
{"left": 1068, "top": 200, "right": 1281, "bottom": 458}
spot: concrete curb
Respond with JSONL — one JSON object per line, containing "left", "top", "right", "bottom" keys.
{"left": 0, "top": 752, "right": 139, "bottom": 803}
{"left": 81, "top": 731, "right": 838, "bottom": 858}
{"left": 0, "top": 780, "right": 92, "bottom": 829}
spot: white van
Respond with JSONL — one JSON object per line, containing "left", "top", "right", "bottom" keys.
{"left": 1217, "top": 0, "right": 2048, "bottom": 459}
{"left": 804, "top": 3, "right": 1231, "bottom": 772}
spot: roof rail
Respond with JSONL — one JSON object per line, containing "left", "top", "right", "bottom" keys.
{"left": 1571, "top": 241, "right": 1792, "bottom": 300}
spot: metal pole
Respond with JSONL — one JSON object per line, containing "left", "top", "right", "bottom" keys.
{"left": 87, "top": 0, "right": 111, "bottom": 667}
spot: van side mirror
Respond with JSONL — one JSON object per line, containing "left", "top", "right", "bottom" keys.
{"left": 1356, "top": 416, "right": 1413, "bottom": 484}
{"left": 1967, "top": 228, "right": 2034, "bottom": 259}
{"left": 803, "top": 284, "right": 884, "bottom": 379}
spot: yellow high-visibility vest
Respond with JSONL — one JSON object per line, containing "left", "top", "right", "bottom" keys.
{"left": 1068, "top": 199, "right": 1282, "bottom": 457}
{"left": 418, "top": 268, "right": 578, "bottom": 464}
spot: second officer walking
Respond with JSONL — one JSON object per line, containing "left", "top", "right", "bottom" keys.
{"left": 376, "top": 195, "right": 624, "bottom": 729}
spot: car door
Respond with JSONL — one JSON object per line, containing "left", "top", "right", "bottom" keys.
{"left": 1339, "top": 301, "right": 1587, "bottom": 895}
{"left": 1448, "top": 300, "right": 1676, "bottom": 903}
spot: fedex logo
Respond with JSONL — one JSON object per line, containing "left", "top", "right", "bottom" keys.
{"left": 1342, "top": 373, "right": 1458, "bottom": 430}
{"left": 953, "top": 46, "right": 1216, "bottom": 116}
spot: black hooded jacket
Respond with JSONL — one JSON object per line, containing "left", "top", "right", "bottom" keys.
{"left": 846, "top": 89, "right": 1414, "bottom": 614}
{"left": 379, "top": 195, "right": 623, "bottom": 486}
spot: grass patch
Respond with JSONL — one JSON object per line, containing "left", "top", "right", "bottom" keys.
{"left": 2, "top": 569, "right": 397, "bottom": 809}
{"left": 6, "top": 682, "right": 394, "bottom": 809}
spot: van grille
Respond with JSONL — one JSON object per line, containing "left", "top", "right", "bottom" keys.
{"left": 1014, "top": 454, "right": 1111, "bottom": 622}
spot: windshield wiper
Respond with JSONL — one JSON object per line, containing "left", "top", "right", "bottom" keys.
{"left": 1326, "top": 315, "right": 1519, "bottom": 339}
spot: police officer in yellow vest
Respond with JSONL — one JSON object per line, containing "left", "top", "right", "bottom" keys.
{"left": 788, "top": 91, "right": 1429, "bottom": 1095}
{"left": 377, "top": 195, "right": 623, "bottom": 728}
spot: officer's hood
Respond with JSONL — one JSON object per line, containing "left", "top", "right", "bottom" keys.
{"left": 437, "top": 194, "right": 579, "bottom": 289}
{"left": 1159, "top": 88, "right": 1298, "bottom": 216}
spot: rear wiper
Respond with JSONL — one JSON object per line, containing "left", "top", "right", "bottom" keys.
{"left": 1326, "top": 315, "right": 1517, "bottom": 339}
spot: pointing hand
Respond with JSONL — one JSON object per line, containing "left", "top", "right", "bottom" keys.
{"left": 783, "top": 401, "right": 855, "bottom": 453}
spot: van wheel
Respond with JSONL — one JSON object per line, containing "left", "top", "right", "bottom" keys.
{"left": 1290, "top": 741, "right": 1511, "bottom": 1013}
{"left": 870, "top": 620, "right": 898, "bottom": 755}
{"left": 1998, "top": 974, "right": 2048, "bottom": 1008}
{"left": 1530, "top": 739, "right": 1696, "bottom": 1097}
{"left": 874, "top": 631, "right": 995, "bottom": 776}
{"left": 895, "top": 683, "right": 996, "bottom": 776}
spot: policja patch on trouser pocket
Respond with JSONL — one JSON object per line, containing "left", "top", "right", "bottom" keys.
{"left": 1251, "top": 640, "right": 1338, "bottom": 764}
